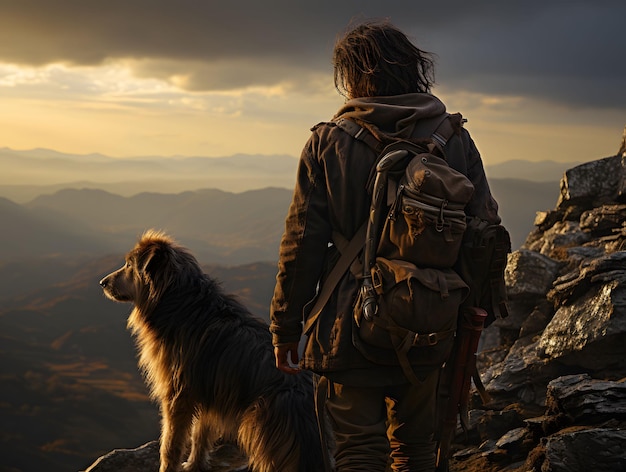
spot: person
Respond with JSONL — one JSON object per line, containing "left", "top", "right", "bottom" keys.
{"left": 270, "top": 20, "right": 501, "bottom": 472}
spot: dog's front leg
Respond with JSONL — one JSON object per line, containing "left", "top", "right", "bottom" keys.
{"left": 159, "top": 397, "right": 194, "bottom": 472}
{"left": 182, "top": 412, "right": 217, "bottom": 472}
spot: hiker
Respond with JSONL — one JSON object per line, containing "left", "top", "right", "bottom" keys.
{"left": 270, "top": 20, "right": 501, "bottom": 472}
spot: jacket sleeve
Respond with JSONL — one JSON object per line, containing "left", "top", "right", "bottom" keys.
{"left": 461, "top": 129, "right": 501, "bottom": 224}
{"left": 269, "top": 136, "right": 332, "bottom": 346}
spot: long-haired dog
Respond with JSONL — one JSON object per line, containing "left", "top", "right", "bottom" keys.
{"left": 99, "top": 230, "right": 327, "bottom": 472}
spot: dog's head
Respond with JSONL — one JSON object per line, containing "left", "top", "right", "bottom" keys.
{"left": 100, "top": 230, "right": 203, "bottom": 312}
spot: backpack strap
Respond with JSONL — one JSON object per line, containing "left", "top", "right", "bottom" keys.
{"left": 303, "top": 223, "right": 367, "bottom": 336}
{"left": 335, "top": 113, "right": 458, "bottom": 153}
{"left": 431, "top": 114, "right": 456, "bottom": 148}
{"left": 365, "top": 311, "right": 456, "bottom": 386}
{"left": 335, "top": 117, "right": 385, "bottom": 153}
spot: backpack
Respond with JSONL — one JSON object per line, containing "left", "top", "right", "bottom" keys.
{"left": 335, "top": 114, "right": 510, "bottom": 385}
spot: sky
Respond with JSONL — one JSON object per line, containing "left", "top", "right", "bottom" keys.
{"left": 0, "top": 0, "right": 624, "bottom": 165}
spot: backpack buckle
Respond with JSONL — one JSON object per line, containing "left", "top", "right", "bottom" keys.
{"left": 371, "top": 265, "right": 384, "bottom": 294}
{"left": 413, "top": 332, "right": 439, "bottom": 346}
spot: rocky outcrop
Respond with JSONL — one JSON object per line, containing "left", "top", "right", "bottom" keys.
{"left": 448, "top": 147, "right": 626, "bottom": 471}
{"left": 83, "top": 138, "right": 626, "bottom": 472}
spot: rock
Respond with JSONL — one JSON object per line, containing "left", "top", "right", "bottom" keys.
{"left": 82, "top": 441, "right": 160, "bottom": 472}
{"left": 545, "top": 374, "right": 626, "bottom": 423}
{"left": 540, "top": 281, "right": 626, "bottom": 366}
{"left": 556, "top": 155, "right": 624, "bottom": 210}
{"left": 474, "top": 408, "right": 524, "bottom": 443}
{"left": 505, "top": 250, "right": 561, "bottom": 300}
{"left": 524, "top": 221, "right": 591, "bottom": 257}
{"left": 548, "top": 251, "right": 626, "bottom": 305}
{"left": 481, "top": 335, "right": 565, "bottom": 407}
{"left": 538, "top": 428, "right": 626, "bottom": 472}
{"left": 82, "top": 441, "right": 248, "bottom": 472}
{"left": 618, "top": 155, "right": 626, "bottom": 202}
{"left": 518, "top": 301, "right": 553, "bottom": 338}
{"left": 499, "top": 250, "right": 561, "bottom": 338}
{"left": 579, "top": 204, "right": 626, "bottom": 236}
{"left": 533, "top": 209, "right": 564, "bottom": 232}
{"left": 494, "top": 427, "right": 530, "bottom": 462}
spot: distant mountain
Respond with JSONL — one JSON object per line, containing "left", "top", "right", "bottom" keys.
{"left": 488, "top": 178, "right": 561, "bottom": 248}
{"left": 0, "top": 196, "right": 117, "bottom": 257}
{"left": 19, "top": 187, "right": 293, "bottom": 265}
{"left": 0, "top": 176, "right": 559, "bottom": 267}
{"left": 485, "top": 158, "right": 583, "bottom": 182}
{"left": 0, "top": 148, "right": 300, "bottom": 202}
{"left": 0, "top": 147, "right": 586, "bottom": 203}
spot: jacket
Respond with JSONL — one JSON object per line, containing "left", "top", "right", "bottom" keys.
{"left": 269, "top": 93, "right": 500, "bottom": 384}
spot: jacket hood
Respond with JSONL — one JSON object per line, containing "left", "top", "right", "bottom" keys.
{"left": 333, "top": 93, "right": 447, "bottom": 140}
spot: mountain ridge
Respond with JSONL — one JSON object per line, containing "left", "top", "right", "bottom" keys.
{"left": 0, "top": 179, "right": 558, "bottom": 266}
{"left": 0, "top": 146, "right": 580, "bottom": 203}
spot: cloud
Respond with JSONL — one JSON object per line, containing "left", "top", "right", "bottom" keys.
{"left": 426, "top": 2, "right": 626, "bottom": 108}
{"left": 0, "top": 0, "right": 624, "bottom": 109}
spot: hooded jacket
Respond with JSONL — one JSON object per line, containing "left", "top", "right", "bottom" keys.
{"left": 270, "top": 93, "right": 500, "bottom": 384}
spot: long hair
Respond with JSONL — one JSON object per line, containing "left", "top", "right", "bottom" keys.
{"left": 333, "top": 20, "right": 436, "bottom": 99}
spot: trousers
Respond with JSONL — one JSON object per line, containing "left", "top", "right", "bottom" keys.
{"left": 318, "top": 369, "right": 439, "bottom": 472}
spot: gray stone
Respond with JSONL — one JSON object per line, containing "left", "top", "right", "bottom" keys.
{"left": 541, "top": 428, "right": 626, "bottom": 472}
{"left": 540, "top": 280, "right": 626, "bottom": 361}
{"left": 495, "top": 426, "right": 527, "bottom": 449}
{"left": 533, "top": 209, "right": 564, "bottom": 231}
{"left": 505, "top": 249, "right": 561, "bottom": 299}
{"left": 618, "top": 155, "right": 626, "bottom": 201}
{"left": 482, "top": 335, "right": 564, "bottom": 406}
{"left": 557, "top": 155, "right": 624, "bottom": 210}
{"left": 82, "top": 441, "right": 160, "bottom": 472}
{"left": 518, "top": 301, "right": 553, "bottom": 338}
{"left": 579, "top": 204, "right": 626, "bottom": 236}
{"left": 548, "top": 251, "right": 626, "bottom": 306}
{"left": 524, "top": 221, "right": 591, "bottom": 257}
{"left": 82, "top": 441, "right": 248, "bottom": 472}
{"left": 545, "top": 374, "right": 626, "bottom": 422}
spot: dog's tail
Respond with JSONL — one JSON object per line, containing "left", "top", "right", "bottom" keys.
{"left": 238, "top": 375, "right": 327, "bottom": 472}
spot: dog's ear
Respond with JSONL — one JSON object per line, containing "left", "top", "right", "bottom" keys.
{"left": 139, "top": 242, "right": 179, "bottom": 306}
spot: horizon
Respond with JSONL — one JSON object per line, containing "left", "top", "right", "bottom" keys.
{"left": 0, "top": 147, "right": 590, "bottom": 197}
{"left": 1, "top": 2, "right": 624, "bottom": 167}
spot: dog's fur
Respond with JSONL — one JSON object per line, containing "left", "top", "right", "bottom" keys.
{"left": 100, "top": 230, "right": 326, "bottom": 472}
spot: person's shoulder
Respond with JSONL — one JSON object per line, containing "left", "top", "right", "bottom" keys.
{"left": 310, "top": 120, "right": 353, "bottom": 143}
{"left": 310, "top": 120, "right": 337, "bottom": 133}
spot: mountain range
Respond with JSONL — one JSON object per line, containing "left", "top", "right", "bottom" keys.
{"left": 0, "top": 147, "right": 582, "bottom": 263}
{"left": 0, "top": 146, "right": 577, "bottom": 202}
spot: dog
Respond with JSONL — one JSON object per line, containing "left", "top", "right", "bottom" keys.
{"left": 100, "top": 230, "right": 327, "bottom": 472}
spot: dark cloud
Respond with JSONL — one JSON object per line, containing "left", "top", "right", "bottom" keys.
{"left": 0, "top": 0, "right": 624, "bottom": 108}
{"left": 427, "top": 2, "right": 626, "bottom": 108}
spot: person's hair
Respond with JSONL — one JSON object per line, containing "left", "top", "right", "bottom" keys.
{"left": 333, "top": 20, "right": 436, "bottom": 99}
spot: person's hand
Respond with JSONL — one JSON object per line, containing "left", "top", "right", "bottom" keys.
{"left": 274, "top": 342, "right": 301, "bottom": 374}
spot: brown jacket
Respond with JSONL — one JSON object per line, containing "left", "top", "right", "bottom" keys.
{"left": 270, "top": 93, "right": 500, "bottom": 382}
